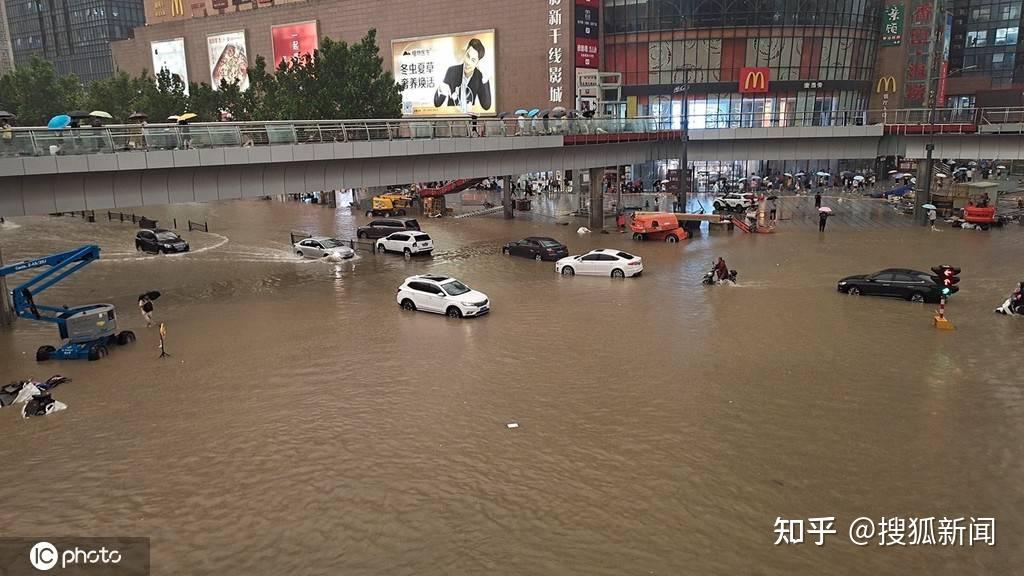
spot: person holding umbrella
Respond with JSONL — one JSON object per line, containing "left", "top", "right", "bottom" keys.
{"left": 818, "top": 207, "right": 832, "bottom": 232}
{"left": 923, "top": 203, "right": 939, "bottom": 231}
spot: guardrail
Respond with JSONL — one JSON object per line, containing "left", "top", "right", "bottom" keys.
{"left": 188, "top": 220, "right": 209, "bottom": 232}
{"left": 2, "top": 107, "right": 1023, "bottom": 158}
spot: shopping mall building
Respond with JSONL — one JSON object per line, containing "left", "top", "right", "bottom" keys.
{"left": 108, "top": 0, "right": 1024, "bottom": 179}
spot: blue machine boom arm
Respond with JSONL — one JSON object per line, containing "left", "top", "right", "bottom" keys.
{"left": 0, "top": 245, "right": 101, "bottom": 323}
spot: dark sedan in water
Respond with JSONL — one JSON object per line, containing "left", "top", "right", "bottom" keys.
{"left": 502, "top": 237, "right": 569, "bottom": 261}
{"left": 135, "top": 229, "right": 190, "bottom": 254}
{"left": 837, "top": 268, "right": 943, "bottom": 303}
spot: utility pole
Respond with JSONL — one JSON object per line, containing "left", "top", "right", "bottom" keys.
{"left": 0, "top": 245, "right": 11, "bottom": 326}
{"left": 918, "top": 0, "right": 942, "bottom": 225}
{"left": 674, "top": 63, "right": 694, "bottom": 213}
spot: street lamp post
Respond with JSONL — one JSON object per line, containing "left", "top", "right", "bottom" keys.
{"left": 674, "top": 64, "right": 694, "bottom": 213}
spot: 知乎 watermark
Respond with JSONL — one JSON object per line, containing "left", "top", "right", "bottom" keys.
{"left": 773, "top": 516, "right": 996, "bottom": 547}
{"left": 0, "top": 538, "right": 149, "bottom": 575}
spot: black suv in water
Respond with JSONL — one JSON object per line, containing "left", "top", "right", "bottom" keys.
{"left": 136, "top": 228, "right": 190, "bottom": 254}
{"left": 356, "top": 218, "right": 421, "bottom": 240}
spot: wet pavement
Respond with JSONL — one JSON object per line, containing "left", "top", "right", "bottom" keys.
{"left": 0, "top": 196, "right": 1022, "bottom": 575}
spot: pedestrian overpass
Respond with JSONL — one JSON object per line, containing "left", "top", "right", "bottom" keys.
{"left": 2, "top": 108, "right": 1023, "bottom": 217}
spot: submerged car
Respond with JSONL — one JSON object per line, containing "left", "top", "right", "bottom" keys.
{"left": 555, "top": 249, "right": 643, "bottom": 278}
{"left": 294, "top": 237, "right": 355, "bottom": 260}
{"left": 396, "top": 275, "right": 490, "bottom": 318}
{"left": 837, "top": 268, "right": 944, "bottom": 303}
{"left": 135, "top": 229, "right": 189, "bottom": 254}
{"left": 501, "top": 237, "right": 568, "bottom": 261}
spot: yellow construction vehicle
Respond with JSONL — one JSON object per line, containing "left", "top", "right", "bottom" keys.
{"left": 365, "top": 192, "right": 413, "bottom": 217}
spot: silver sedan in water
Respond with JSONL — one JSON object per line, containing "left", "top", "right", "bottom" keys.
{"left": 293, "top": 237, "right": 355, "bottom": 260}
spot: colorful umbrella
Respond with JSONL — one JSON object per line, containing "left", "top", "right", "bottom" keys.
{"left": 527, "top": 108, "right": 541, "bottom": 118}
{"left": 922, "top": 203, "right": 937, "bottom": 210}
{"left": 818, "top": 206, "right": 833, "bottom": 213}
{"left": 514, "top": 109, "right": 528, "bottom": 116}
{"left": 47, "top": 115, "right": 71, "bottom": 130}
{"left": 177, "top": 112, "right": 197, "bottom": 121}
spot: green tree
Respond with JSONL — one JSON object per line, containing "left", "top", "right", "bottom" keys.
{"left": 82, "top": 70, "right": 146, "bottom": 123}
{"left": 0, "top": 57, "right": 83, "bottom": 125}
{"left": 187, "top": 82, "right": 219, "bottom": 121}
{"left": 136, "top": 69, "right": 188, "bottom": 123}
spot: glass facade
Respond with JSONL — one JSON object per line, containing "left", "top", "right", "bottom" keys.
{"left": 5, "top": 0, "right": 145, "bottom": 83}
{"left": 604, "top": 0, "right": 883, "bottom": 125}
{"left": 949, "top": 0, "right": 1023, "bottom": 87}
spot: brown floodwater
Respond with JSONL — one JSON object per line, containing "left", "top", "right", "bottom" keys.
{"left": 1, "top": 194, "right": 1022, "bottom": 575}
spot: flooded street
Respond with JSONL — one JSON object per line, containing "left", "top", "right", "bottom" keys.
{"left": 1, "top": 195, "right": 1022, "bottom": 575}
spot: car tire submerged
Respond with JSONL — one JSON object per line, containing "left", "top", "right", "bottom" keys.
{"left": 611, "top": 269, "right": 625, "bottom": 278}
{"left": 561, "top": 267, "right": 575, "bottom": 276}
{"left": 848, "top": 287, "right": 861, "bottom": 296}
{"left": 446, "top": 306, "right": 463, "bottom": 319}
{"left": 400, "top": 299, "right": 416, "bottom": 311}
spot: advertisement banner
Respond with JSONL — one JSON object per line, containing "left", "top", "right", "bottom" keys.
{"left": 575, "top": 5, "right": 598, "bottom": 38}
{"left": 392, "top": 30, "right": 496, "bottom": 116}
{"left": 881, "top": 4, "right": 904, "bottom": 46}
{"left": 150, "top": 38, "right": 189, "bottom": 95}
{"left": 272, "top": 21, "right": 318, "bottom": 66}
{"left": 207, "top": 31, "right": 250, "bottom": 91}
{"left": 937, "top": 13, "right": 953, "bottom": 105}
{"left": 575, "top": 38, "right": 598, "bottom": 67}
{"left": 211, "top": 0, "right": 228, "bottom": 8}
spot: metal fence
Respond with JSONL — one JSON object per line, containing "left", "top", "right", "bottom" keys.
{"left": 188, "top": 220, "right": 209, "bottom": 232}
{"left": 4, "top": 108, "right": 1024, "bottom": 158}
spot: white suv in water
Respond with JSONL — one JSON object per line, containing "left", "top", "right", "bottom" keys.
{"left": 396, "top": 275, "right": 490, "bottom": 318}
{"left": 376, "top": 232, "right": 434, "bottom": 256}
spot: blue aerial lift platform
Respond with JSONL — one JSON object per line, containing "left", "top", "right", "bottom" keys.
{"left": 0, "top": 245, "right": 135, "bottom": 361}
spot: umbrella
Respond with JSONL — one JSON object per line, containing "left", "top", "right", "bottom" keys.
{"left": 853, "top": 175, "right": 865, "bottom": 181}
{"left": 922, "top": 203, "right": 937, "bottom": 210}
{"left": 738, "top": 177, "right": 748, "bottom": 182}
{"left": 818, "top": 207, "right": 833, "bottom": 213}
{"left": 795, "top": 172, "right": 806, "bottom": 176}
{"left": 954, "top": 167, "right": 967, "bottom": 172}
{"left": 969, "top": 161, "right": 978, "bottom": 166}
{"left": 67, "top": 110, "right": 91, "bottom": 119}
{"left": 551, "top": 108, "right": 567, "bottom": 118}
{"left": 935, "top": 173, "right": 948, "bottom": 178}
{"left": 47, "top": 115, "right": 71, "bottom": 130}
{"left": 816, "top": 171, "right": 830, "bottom": 177}
{"left": 128, "top": 112, "right": 148, "bottom": 120}
{"left": 783, "top": 172, "right": 793, "bottom": 177}
{"left": 167, "top": 115, "right": 180, "bottom": 121}
{"left": 89, "top": 110, "right": 113, "bottom": 119}
{"left": 840, "top": 170, "right": 853, "bottom": 176}
{"left": 514, "top": 109, "right": 528, "bottom": 116}
{"left": 888, "top": 169, "right": 899, "bottom": 174}
{"left": 527, "top": 108, "right": 541, "bottom": 118}
{"left": 140, "top": 291, "right": 162, "bottom": 301}
{"left": 0, "top": 110, "right": 15, "bottom": 120}
{"left": 177, "top": 112, "right": 197, "bottom": 121}
{"left": 910, "top": 177, "right": 917, "bottom": 184}
{"left": 660, "top": 179, "right": 670, "bottom": 184}
{"left": 750, "top": 175, "right": 762, "bottom": 180}
{"left": 497, "top": 111, "right": 510, "bottom": 119}
{"left": 997, "top": 165, "right": 1007, "bottom": 169}
{"left": 539, "top": 109, "right": 551, "bottom": 118}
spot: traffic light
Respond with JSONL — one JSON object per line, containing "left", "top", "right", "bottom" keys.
{"left": 931, "top": 265, "right": 961, "bottom": 296}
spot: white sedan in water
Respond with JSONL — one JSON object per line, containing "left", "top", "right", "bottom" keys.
{"left": 555, "top": 249, "right": 643, "bottom": 278}
{"left": 293, "top": 237, "right": 355, "bottom": 260}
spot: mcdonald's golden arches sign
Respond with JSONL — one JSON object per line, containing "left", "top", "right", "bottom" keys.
{"left": 739, "top": 67, "right": 769, "bottom": 94}
{"left": 876, "top": 76, "right": 897, "bottom": 94}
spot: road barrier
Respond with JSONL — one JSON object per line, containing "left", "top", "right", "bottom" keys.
{"left": 188, "top": 220, "right": 209, "bottom": 232}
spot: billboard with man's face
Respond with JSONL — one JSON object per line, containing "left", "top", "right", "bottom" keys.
{"left": 272, "top": 21, "right": 319, "bottom": 66}
{"left": 392, "top": 30, "right": 496, "bottom": 116}
{"left": 151, "top": 38, "right": 189, "bottom": 95}
{"left": 207, "top": 30, "right": 250, "bottom": 91}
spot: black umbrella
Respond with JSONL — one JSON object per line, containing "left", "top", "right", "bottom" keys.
{"left": 497, "top": 111, "right": 510, "bottom": 119}
{"left": 540, "top": 109, "right": 551, "bottom": 118}
{"left": 67, "top": 110, "right": 91, "bottom": 119}
{"left": 128, "top": 112, "right": 148, "bottom": 120}
{"left": 581, "top": 109, "right": 595, "bottom": 119}
{"left": 140, "top": 291, "right": 161, "bottom": 301}
{"left": 0, "top": 111, "right": 15, "bottom": 120}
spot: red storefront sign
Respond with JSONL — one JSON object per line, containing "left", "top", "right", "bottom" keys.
{"left": 272, "top": 21, "right": 319, "bottom": 66}
{"left": 739, "top": 67, "right": 769, "bottom": 93}
{"left": 575, "top": 38, "right": 598, "bottom": 67}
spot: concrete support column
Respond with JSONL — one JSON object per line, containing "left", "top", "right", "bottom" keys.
{"left": 503, "top": 175, "right": 513, "bottom": 219}
{"left": 617, "top": 165, "right": 624, "bottom": 211}
{"left": 326, "top": 190, "right": 337, "bottom": 208}
{"left": 589, "top": 167, "right": 604, "bottom": 230}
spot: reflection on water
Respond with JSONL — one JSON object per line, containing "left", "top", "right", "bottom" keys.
{"left": 0, "top": 198, "right": 1021, "bottom": 575}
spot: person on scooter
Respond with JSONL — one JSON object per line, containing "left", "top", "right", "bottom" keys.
{"left": 715, "top": 257, "right": 730, "bottom": 282}
{"left": 1011, "top": 282, "right": 1024, "bottom": 314}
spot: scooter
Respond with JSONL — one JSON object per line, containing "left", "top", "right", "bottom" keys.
{"left": 702, "top": 267, "right": 738, "bottom": 285}
{"left": 995, "top": 297, "right": 1024, "bottom": 315}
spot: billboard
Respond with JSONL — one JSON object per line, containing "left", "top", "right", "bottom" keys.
{"left": 881, "top": 4, "right": 904, "bottom": 46}
{"left": 150, "top": 38, "right": 189, "bottom": 95}
{"left": 392, "top": 30, "right": 496, "bottom": 116}
{"left": 937, "top": 13, "right": 953, "bottom": 105}
{"left": 272, "top": 21, "right": 318, "bottom": 66}
{"left": 207, "top": 30, "right": 250, "bottom": 91}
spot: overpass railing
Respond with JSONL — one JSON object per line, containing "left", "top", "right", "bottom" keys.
{"left": 2, "top": 108, "right": 1022, "bottom": 158}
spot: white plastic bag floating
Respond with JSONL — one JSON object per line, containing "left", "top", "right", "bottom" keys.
{"left": 21, "top": 394, "right": 67, "bottom": 418}
{"left": 12, "top": 383, "right": 42, "bottom": 406}
{"left": 577, "top": 227, "right": 591, "bottom": 235}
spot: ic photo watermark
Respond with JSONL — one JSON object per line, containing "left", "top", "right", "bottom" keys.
{"left": 0, "top": 538, "right": 149, "bottom": 575}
